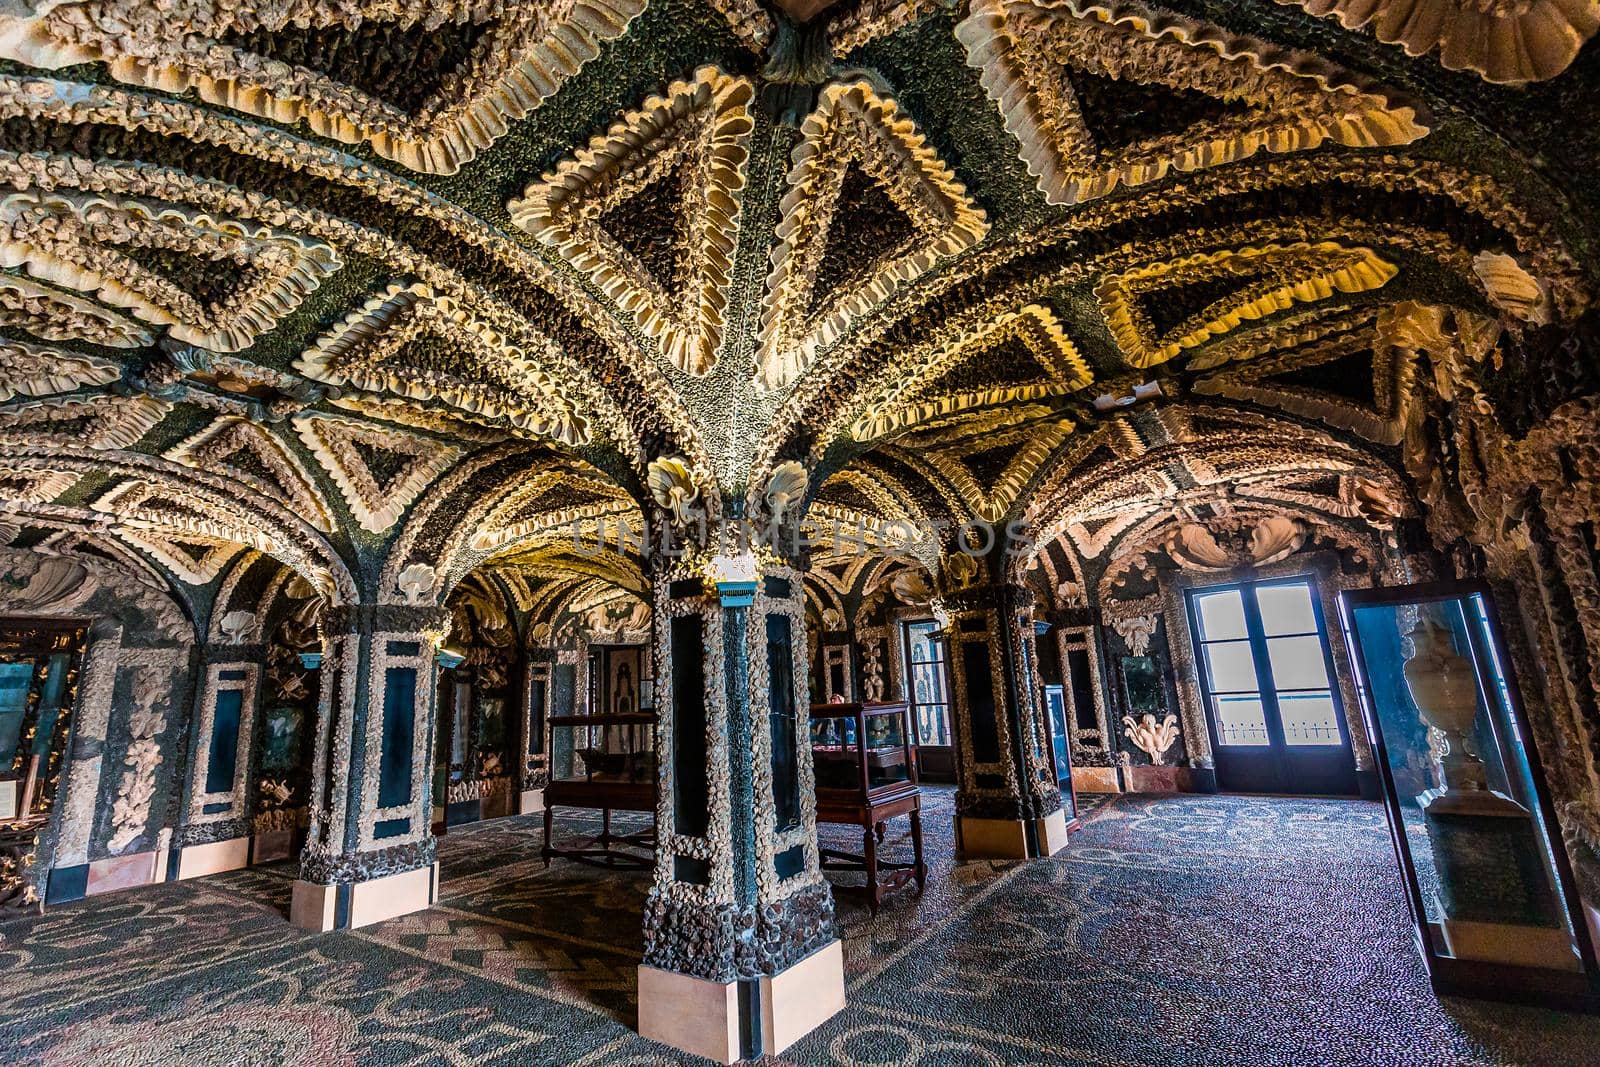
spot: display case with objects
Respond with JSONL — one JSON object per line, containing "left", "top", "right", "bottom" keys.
{"left": 810, "top": 701, "right": 925, "bottom": 912}
{"left": 1339, "top": 580, "right": 1599, "bottom": 1007}
{"left": 541, "top": 710, "right": 656, "bottom": 868}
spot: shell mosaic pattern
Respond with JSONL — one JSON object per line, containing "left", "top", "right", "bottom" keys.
{"left": 0, "top": 0, "right": 1599, "bottom": 1052}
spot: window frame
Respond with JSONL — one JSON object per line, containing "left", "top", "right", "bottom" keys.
{"left": 1186, "top": 574, "right": 1350, "bottom": 753}
{"left": 901, "top": 618, "right": 952, "bottom": 747}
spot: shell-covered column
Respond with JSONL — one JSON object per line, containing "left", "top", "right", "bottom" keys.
{"left": 942, "top": 577, "right": 1075, "bottom": 858}
{"left": 291, "top": 603, "right": 450, "bottom": 932}
{"left": 638, "top": 556, "right": 842, "bottom": 1063}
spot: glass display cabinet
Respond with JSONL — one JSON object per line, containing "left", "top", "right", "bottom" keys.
{"left": 810, "top": 701, "right": 926, "bottom": 913}
{"left": 542, "top": 710, "right": 656, "bottom": 868}
{"left": 1039, "top": 682, "right": 1079, "bottom": 822}
{"left": 1339, "top": 580, "right": 1599, "bottom": 1007}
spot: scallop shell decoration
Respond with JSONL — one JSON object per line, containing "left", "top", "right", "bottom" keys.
{"left": 944, "top": 552, "right": 980, "bottom": 590}
{"left": 647, "top": 456, "right": 700, "bottom": 524}
{"left": 1250, "top": 516, "right": 1310, "bottom": 565}
{"left": 218, "top": 610, "right": 256, "bottom": 644}
{"left": 1473, "top": 252, "right": 1554, "bottom": 326}
{"left": 1166, "top": 523, "right": 1233, "bottom": 570}
{"left": 890, "top": 569, "right": 934, "bottom": 605}
{"left": 1280, "top": 0, "right": 1600, "bottom": 84}
{"left": 765, "top": 461, "right": 808, "bottom": 525}
{"left": 395, "top": 562, "right": 438, "bottom": 606}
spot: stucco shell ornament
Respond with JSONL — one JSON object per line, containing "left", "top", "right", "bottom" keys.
{"left": 1250, "top": 515, "right": 1310, "bottom": 565}
{"left": 1124, "top": 712, "right": 1180, "bottom": 764}
{"left": 1280, "top": 0, "right": 1600, "bottom": 84}
{"left": 1473, "top": 252, "right": 1555, "bottom": 326}
{"left": 764, "top": 461, "right": 809, "bottom": 526}
{"left": 1165, "top": 523, "right": 1233, "bottom": 570}
{"left": 0, "top": 554, "right": 96, "bottom": 615}
{"left": 218, "top": 609, "right": 255, "bottom": 644}
{"left": 647, "top": 456, "right": 700, "bottom": 525}
{"left": 1111, "top": 612, "right": 1159, "bottom": 656}
{"left": 890, "top": 569, "right": 934, "bottom": 605}
{"left": 395, "top": 562, "right": 437, "bottom": 606}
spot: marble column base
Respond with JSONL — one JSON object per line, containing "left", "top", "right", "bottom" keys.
{"left": 518, "top": 788, "right": 545, "bottom": 815}
{"left": 959, "top": 809, "right": 1074, "bottom": 859}
{"left": 47, "top": 846, "right": 169, "bottom": 903}
{"left": 173, "top": 835, "right": 251, "bottom": 880}
{"left": 637, "top": 940, "right": 845, "bottom": 1063}
{"left": 1072, "top": 766, "right": 1122, "bottom": 793}
{"left": 252, "top": 828, "right": 299, "bottom": 863}
{"left": 291, "top": 861, "right": 439, "bottom": 932}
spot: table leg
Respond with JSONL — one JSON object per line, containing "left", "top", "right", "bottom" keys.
{"left": 864, "top": 823, "right": 879, "bottom": 916}
{"left": 910, "top": 808, "right": 926, "bottom": 891}
{"left": 542, "top": 802, "right": 554, "bottom": 868}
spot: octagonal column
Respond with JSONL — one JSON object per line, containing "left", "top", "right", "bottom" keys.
{"left": 943, "top": 580, "right": 1072, "bottom": 858}
{"left": 292, "top": 604, "right": 450, "bottom": 932}
{"left": 638, "top": 559, "right": 842, "bottom": 1063}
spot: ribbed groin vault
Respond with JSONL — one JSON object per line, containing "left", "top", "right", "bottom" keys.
{"left": 2, "top": 0, "right": 1600, "bottom": 1062}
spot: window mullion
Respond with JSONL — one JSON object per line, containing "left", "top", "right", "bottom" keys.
{"left": 1242, "top": 584, "right": 1290, "bottom": 753}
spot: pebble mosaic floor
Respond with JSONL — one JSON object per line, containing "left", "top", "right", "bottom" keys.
{"left": 4, "top": 788, "right": 1600, "bottom": 1065}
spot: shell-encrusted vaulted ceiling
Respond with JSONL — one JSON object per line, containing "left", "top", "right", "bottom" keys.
{"left": 0, "top": 0, "right": 1598, "bottom": 602}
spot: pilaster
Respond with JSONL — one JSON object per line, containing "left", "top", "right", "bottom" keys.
{"left": 169, "top": 639, "right": 264, "bottom": 879}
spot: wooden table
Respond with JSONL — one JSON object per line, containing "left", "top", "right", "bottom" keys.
{"left": 811, "top": 702, "right": 927, "bottom": 914}
{"left": 815, "top": 777, "right": 926, "bottom": 914}
{"left": 542, "top": 778, "right": 655, "bottom": 869}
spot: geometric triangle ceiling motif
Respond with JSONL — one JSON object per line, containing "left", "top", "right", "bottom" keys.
{"left": 166, "top": 417, "right": 335, "bottom": 533}
{"left": 89, "top": 476, "right": 265, "bottom": 579}
{"left": 0, "top": 4, "right": 648, "bottom": 174}
{"left": 0, "top": 273, "right": 153, "bottom": 349}
{"left": 509, "top": 66, "right": 756, "bottom": 377}
{"left": 0, "top": 394, "right": 171, "bottom": 450}
{"left": 910, "top": 417, "right": 1075, "bottom": 524}
{"left": 0, "top": 192, "right": 340, "bottom": 352}
{"left": 113, "top": 529, "right": 245, "bottom": 586}
{"left": 292, "top": 412, "right": 461, "bottom": 534}
{"left": 0, "top": 466, "right": 78, "bottom": 504}
{"left": 469, "top": 470, "right": 640, "bottom": 553}
{"left": 296, "top": 282, "right": 591, "bottom": 446}
{"left": 957, "top": 0, "right": 1429, "bottom": 206}
{"left": 757, "top": 79, "right": 990, "bottom": 390}
{"left": 1095, "top": 242, "right": 1398, "bottom": 369}
{"left": 893, "top": 404, "right": 1059, "bottom": 450}
{"left": 851, "top": 304, "right": 1092, "bottom": 441}
{"left": 0, "top": 337, "right": 121, "bottom": 402}
{"left": 1192, "top": 315, "right": 1416, "bottom": 445}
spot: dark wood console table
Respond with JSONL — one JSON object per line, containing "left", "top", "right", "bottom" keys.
{"left": 542, "top": 712, "right": 656, "bottom": 869}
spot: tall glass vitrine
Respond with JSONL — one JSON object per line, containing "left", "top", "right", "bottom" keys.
{"left": 1339, "top": 580, "right": 1598, "bottom": 1007}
